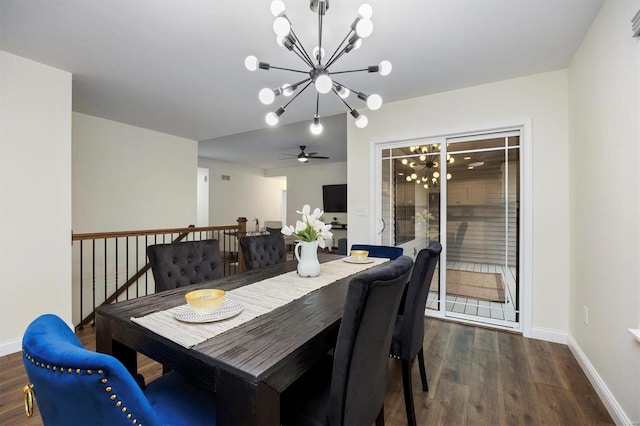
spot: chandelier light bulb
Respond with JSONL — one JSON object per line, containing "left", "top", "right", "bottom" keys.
{"left": 259, "top": 88, "right": 276, "bottom": 105}
{"left": 355, "top": 18, "right": 373, "bottom": 38}
{"left": 282, "top": 84, "right": 293, "bottom": 96}
{"left": 424, "top": 184, "right": 429, "bottom": 189}
{"left": 422, "top": 176, "right": 428, "bottom": 182}
{"left": 401, "top": 159, "right": 408, "bottom": 165}
{"left": 378, "top": 60, "right": 392, "bottom": 76}
{"left": 406, "top": 176, "right": 412, "bottom": 182}
{"left": 276, "top": 35, "right": 285, "bottom": 47}
{"left": 310, "top": 117, "right": 323, "bottom": 135}
{"left": 314, "top": 73, "right": 333, "bottom": 94}
{"left": 312, "top": 46, "right": 325, "bottom": 60}
{"left": 411, "top": 173, "right": 417, "bottom": 180}
{"left": 244, "top": 55, "right": 259, "bottom": 71}
{"left": 366, "top": 93, "right": 382, "bottom": 110}
{"left": 337, "top": 85, "right": 350, "bottom": 99}
{"left": 419, "top": 155, "right": 426, "bottom": 161}
{"left": 265, "top": 112, "right": 279, "bottom": 126}
{"left": 270, "top": 0, "right": 286, "bottom": 17}
{"left": 447, "top": 173, "right": 452, "bottom": 180}
{"left": 358, "top": 4, "right": 373, "bottom": 19}
{"left": 273, "top": 16, "right": 291, "bottom": 37}
{"left": 352, "top": 38, "right": 362, "bottom": 50}
{"left": 355, "top": 114, "right": 368, "bottom": 128}
{"left": 433, "top": 171, "right": 440, "bottom": 179}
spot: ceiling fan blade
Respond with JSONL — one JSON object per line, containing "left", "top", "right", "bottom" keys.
{"left": 308, "top": 155, "right": 330, "bottom": 159}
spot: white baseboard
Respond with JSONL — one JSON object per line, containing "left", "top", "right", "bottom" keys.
{"left": 0, "top": 338, "right": 22, "bottom": 357}
{"left": 567, "top": 334, "right": 633, "bottom": 426}
{"left": 526, "top": 326, "right": 568, "bottom": 344}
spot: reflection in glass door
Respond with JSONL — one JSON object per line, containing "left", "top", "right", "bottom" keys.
{"left": 377, "top": 131, "right": 521, "bottom": 329}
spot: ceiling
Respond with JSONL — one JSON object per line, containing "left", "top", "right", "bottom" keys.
{"left": 0, "top": 0, "right": 603, "bottom": 169}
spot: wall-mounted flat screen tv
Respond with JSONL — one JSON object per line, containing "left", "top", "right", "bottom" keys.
{"left": 322, "top": 184, "right": 347, "bottom": 213}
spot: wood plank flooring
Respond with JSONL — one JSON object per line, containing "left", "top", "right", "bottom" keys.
{"left": 1, "top": 319, "right": 613, "bottom": 425}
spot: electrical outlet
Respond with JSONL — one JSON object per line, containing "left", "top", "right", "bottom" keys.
{"left": 583, "top": 306, "right": 589, "bottom": 324}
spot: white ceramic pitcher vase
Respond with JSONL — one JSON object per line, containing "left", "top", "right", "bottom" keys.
{"left": 294, "top": 240, "right": 320, "bottom": 277}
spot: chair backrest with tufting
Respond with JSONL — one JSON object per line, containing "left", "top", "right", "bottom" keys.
{"left": 147, "top": 239, "right": 223, "bottom": 292}
{"left": 239, "top": 233, "right": 287, "bottom": 271}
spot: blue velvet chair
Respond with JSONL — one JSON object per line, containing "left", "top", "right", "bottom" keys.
{"left": 281, "top": 256, "right": 414, "bottom": 426}
{"left": 350, "top": 244, "right": 404, "bottom": 260}
{"left": 390, "top": 241, "right": 442, "bottom": 426}
{"left": 22, "top": 314, "right": 216, "bottom": 425}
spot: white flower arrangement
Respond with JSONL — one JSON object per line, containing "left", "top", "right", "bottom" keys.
{"left": 281, "top": 204, "right": 333, "bottom": 248}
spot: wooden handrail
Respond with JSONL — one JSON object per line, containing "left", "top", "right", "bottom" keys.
{"left": 72, "top": 224, "right": 239, "bottom": 240}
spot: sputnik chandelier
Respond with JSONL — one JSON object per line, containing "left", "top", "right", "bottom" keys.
{"left": 401, "top": 145, "right": 454, "bottom": 188}
{"left": 244, "top": 0, "right": 391, "bottom": 135}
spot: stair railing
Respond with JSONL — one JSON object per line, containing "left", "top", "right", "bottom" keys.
{"left": 71, "top": 218, "right": 248, "bottom": 329}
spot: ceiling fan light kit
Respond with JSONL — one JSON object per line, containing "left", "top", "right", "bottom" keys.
{"left": 245, "top": 0, "right": 391, "bottom": 134}
{"left": 282, "top": 145, "right": 330, "bottom": 163}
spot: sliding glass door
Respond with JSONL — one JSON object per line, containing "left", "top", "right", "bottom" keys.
{"left": 376, "top": 131, "right": 521, "bottom": 329}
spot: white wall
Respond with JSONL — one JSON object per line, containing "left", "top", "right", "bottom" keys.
{"left": 347, "top": 71, "right": 570, "bottom": 336}
{"left": 0, "top": 51, "right": 72, "bottom": 355}
{"left": 267, "top": 162, "right": 348, "bottom": 231}
{"left": 73, "top": 113, "right": 198, "bottom": 232}
{"left": 198, "top": 157, "right": 286, "bottom": 227}
{"left": 568, "top": 0, "right": 640, "bottom": 422}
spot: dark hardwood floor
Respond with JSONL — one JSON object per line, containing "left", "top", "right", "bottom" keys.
{"left": 0, "top": 319, "right": 613, "bottom": 425}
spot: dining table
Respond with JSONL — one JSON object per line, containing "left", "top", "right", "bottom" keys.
{"left": 95, "top": 253, "right": 388, "bottom": 426}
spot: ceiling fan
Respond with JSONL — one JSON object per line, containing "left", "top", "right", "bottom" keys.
{"left": 281, "top": 146, "right": 329, "bottom": 163}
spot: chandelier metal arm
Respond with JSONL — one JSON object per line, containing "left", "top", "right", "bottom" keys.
{"left": 281, "top": 81, "right": 312, "bottom": 109}
{"left": 291, "top": 47, "right": 315, "bottom": 68}
{"left": 268, "top": 65, "right": 310, "bottom": 74}
{"left": 289, "top": 28, "right": 315, "bottom": 67}
{"left": 325, "top": 31, "right": 353, "bottom": 66}
{"left": 288, "top": 77, "right": 313, "bottom": 93}
{"left": 331, "top": 80, "right": 361, "bottom": 97}
{"left": 332, "top": 87, "right": 356, "bottom": 112}
{"left": 330, "top": 68, "right": 372, "bottom": 75}
{"left": 325, "top": 45, "right": 350, "bottom": 69}
{"left": 317, "top": 6, "right": 323, "bottom": 65}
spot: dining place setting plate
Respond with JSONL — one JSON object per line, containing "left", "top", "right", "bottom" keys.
{"left": 173, "top": 298, "right": 243, "bottom": 323}
{"left": 342, "top": 257, "right": 375, "bottom": 264}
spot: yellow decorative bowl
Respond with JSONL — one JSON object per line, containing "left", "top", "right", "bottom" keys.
{"left": 350, "top": 250, "right": 369, "bottom": 261}
{"left": 185, "top": 289, "right": 225, "bottom": 315}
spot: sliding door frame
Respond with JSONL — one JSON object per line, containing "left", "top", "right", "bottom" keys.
{"left": 371, "top": 119, "right": 532, "bottom": 335}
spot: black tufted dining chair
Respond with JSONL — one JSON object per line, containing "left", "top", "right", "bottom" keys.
{"left": 146, "top": 239, "right": 223, "bottom": 293}
{"left": 390, "top": 241, "right": 442, "bottom": 426}
{"left": 281, "top": 256, "right": 414, "bottom": 426}
{"left": 239, "top": 233, "right": 287, "bottom": 271}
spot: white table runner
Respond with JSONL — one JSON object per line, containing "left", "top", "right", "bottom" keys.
{"left": 131, "top": 257, "right": 387, "bottom": 348}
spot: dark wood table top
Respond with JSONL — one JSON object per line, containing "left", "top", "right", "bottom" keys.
{"left": 96, "top": 253, "right": 352, "bottom": 393}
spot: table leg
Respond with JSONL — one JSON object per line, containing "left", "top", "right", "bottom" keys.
{"left": 216, "top": 368, "right": 280, "bottom": 426}
{"left": 95, "top": 314, "right": 137, "bottom": 375}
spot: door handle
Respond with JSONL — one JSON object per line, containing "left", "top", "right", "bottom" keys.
{"left": 377, "top": 218, "right": 386, "bottom": 235}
